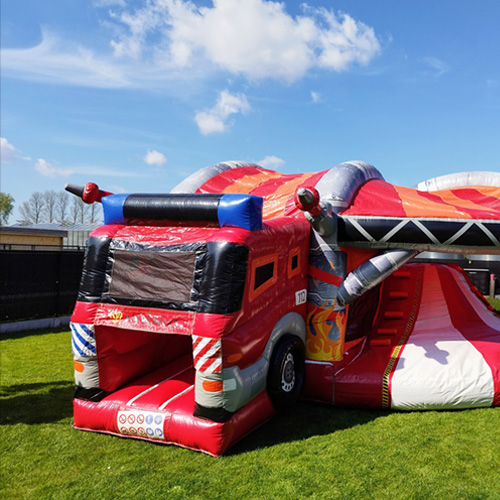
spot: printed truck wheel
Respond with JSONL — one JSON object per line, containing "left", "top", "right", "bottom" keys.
{"left": 267, "top": 334, "right": 305, "bottom": 411}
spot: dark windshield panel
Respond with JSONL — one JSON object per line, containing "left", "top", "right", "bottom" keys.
{"left": 76, "top": 240, "right": 249, "bottom": 314}
{"left": 109, "top": 250, "right": 196, "bottom": 303}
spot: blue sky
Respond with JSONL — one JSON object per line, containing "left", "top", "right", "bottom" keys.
{"left": 1, "top": 0, "right": 499, "bottom": 222}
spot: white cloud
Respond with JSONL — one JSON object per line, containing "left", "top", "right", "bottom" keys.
{"left": 0, "top": 1, "right": 381, "bottom": 88}
{"left": 310, "top": 91, "right": 321, "bottom": 103}
{"left": 422, "top": 57, "right": 449, "bottom": 77}
{"left": 93, "top": 0, "right": 126, "bottom": 7}
{"left": 144, "top": 149, "right": 167, "bottom": 166}
{"left": 72, "top": 166, "right": 152, "bottom": 177}
{"left": 107, "top": 184, "right": 128, "bottom": 193}
{"left": 258, "top": 155, "right": 285, "bottom": 169}
{"left": 1, "top": 137, "right": 31, "bottom": 162}
{"left": 312, "top": 6, "right": 381, "bottom": 71}
{"left": 195, "top": 90, "right": 250, "bottom": 135}
{"left": 32, "top": 157, "right": 155, "bottom": 179}
{"left": 34, "top": 158, "right": 73, "bottom": 177}
{"left": 116, "top": 0, "right": 381, "bottom": 83}
{"left": 1, "top": 31, "right": 130, "bottom": 88}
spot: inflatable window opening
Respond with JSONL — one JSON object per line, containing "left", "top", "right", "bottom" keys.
{"left": 67, "top": 161, "right": 500, "bottom": 456}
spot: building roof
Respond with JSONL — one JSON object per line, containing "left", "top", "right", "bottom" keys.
{"left": 0, "top": 225, "right": 68, "bottom": 237}
{"left": 8, "top": 223, "right": 100, "bottom": 232}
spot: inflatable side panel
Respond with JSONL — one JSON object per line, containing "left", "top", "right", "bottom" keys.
{"left": 338, "top": 179, "right": 500, "bottom": 254}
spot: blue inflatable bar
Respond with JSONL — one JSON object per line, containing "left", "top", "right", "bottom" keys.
{"left": 101, "top": 193, "right": 263, "bottom": 231}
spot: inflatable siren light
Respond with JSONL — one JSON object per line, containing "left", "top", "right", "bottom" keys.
{"left": 295, "top": 186, "right": 336, "bottom": 238}
{"left": 295, "top": 186, "right": 322, "bottom": 216}
{"left": 65, "top": 182, "right": 114, "bottom": 204}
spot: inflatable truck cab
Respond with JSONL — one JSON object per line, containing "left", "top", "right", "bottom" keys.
{"left": 70, "top": 192, "right": 311, "bottom": 455}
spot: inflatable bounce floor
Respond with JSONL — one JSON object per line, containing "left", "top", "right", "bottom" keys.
{"left": 68, "top": 161, "right": 500, "bottom": 455}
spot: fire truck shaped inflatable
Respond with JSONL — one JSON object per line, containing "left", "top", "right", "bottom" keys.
{"left": 68, "top": 161, "right": 500, "bottom": 455}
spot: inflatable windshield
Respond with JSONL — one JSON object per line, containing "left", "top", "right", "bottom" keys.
{"left": 67, "top": 161, "right": 500, "bottom": 456}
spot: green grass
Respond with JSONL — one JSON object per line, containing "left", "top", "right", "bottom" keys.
{"left": 488, "top": 297, "right": 500, "bottom": 311}
{"left": 2, "top": 330, "right": 500, "bottom": 500}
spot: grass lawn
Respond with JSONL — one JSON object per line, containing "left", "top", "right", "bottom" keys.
{"left": 488, "top": 297, "right": 500, "bottom": 311}
{"left": 2, "top": 328, "right": 500, "bottom": 500}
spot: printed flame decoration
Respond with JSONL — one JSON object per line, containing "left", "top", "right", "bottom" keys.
{"left": 306, "top": 300, "right": 347, "bottom": 361}
{"left": 108, "top": 309, "right": 123, "bottom": 321}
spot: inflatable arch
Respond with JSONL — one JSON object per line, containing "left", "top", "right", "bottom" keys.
{"left": 67, "top": 161, "right": 500, "bottom": 455}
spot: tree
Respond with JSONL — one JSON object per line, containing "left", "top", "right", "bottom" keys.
{"left": 56, "top": 191, "right": 69, "bottom": 224}
{"left": 0, "top": 192, "right": 15, "bottom": 225}
{"left": 18, "top": 192, "right": 45, "bottom": 224}
{"left": 43, "top": 190, "right": 58, "bottom": 223}
{"left": 70, "top": 196, "right": 88, "bottom": 224}
{"left": 18, "top": 189, "right": 103, "bottom": 225}
{"left": 88, "top": 202, "right": 100, "bottom": 224}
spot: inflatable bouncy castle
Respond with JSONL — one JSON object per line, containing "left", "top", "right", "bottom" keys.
{"left": 67, "top": 161, "right": 500, "bottom": 455}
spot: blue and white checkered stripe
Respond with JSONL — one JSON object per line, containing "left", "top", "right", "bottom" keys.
{"left": 71, "top": 323, "right": 96, "bottom": 357}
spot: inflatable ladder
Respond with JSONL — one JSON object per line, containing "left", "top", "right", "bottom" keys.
{"left": 333, "top": 264, "right": 422, "bottom": 407}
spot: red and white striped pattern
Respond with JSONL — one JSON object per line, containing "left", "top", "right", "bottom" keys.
{"left": 390, "top": 265, "right": 500, "bottom": 409}
{"left": 193, "top": 336, "right": 222, "bottom": 373}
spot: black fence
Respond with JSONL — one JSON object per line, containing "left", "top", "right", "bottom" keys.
{"left": 0, "top": 249, "right": 84, "bottom": 322}
{"left": 0, "top": 247, "right": 498, "bottom": 324}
